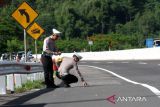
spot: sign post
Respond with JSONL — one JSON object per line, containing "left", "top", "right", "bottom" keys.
{"left": 11, "top": 1, "right": 38, "bottom": 62}
{"left": 24, "top": 29, "right": 27, "bottom": 62}
{"left": 35, "top": 40, "right": 37, "bottom": 61}
{"left": 88, "top": 40, "right": 93, "bottom": 52}
{"left": 26, "top": 22, "right": 44, "bottom": 40}
{"left": 11, "top": 2, "right": 38, "bottom": 29}
{"left": 27, "top": 22, "right": 44, "bottom": 61}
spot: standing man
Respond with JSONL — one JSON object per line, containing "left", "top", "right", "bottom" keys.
{"left": 41, "top": 28, "right": 61, "bottom": 88}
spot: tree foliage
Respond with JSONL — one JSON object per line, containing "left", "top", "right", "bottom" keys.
{"left": 1, "top": 0, "right": 160, "bottom": 54}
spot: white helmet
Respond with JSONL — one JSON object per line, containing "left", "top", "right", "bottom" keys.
{"left": 73, "top": 52, "right": 82, "bottom": 60}
{"left": 52, "top": 28, "right": 61, "bottom": 35}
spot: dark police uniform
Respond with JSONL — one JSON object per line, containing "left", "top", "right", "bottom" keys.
{"left": 41, "top": 36, "right": 58, "bottom": 88}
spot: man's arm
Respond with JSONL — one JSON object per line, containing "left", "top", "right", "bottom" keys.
{"left": 45, "top": 50, "right": 60, "bottom": 55}
{"left": 75, "top": 63, "right": 88, "bottom": 86}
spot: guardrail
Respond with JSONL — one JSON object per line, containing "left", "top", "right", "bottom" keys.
{"left": 0, "top": 61, "right": 44, "bottom": 95}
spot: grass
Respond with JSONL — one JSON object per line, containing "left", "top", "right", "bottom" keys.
{"left": 15, "top": 80, "right": 45, "bottom": 93}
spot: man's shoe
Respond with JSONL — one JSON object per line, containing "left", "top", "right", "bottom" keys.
{"left": 46, "top": 85, "right": 59, "bottom": 88}
{"left": 64, "top": 84, "right": 71, "bottom": 88}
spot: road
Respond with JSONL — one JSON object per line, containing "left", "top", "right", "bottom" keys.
{"left": 82, "top": 60, "right": 160, "bottom": 90}
{"left": 1, "top": 60, "right": 160, "bottom": 107}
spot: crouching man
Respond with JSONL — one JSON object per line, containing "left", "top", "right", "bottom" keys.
{"left": 58, "top": 53, "right": 88, "bottom": 87}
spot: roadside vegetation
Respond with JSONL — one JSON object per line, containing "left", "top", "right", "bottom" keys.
{"left": 15, "top": 80, "right": 45, "bottom": 93}
{"left": 1, "top": 0, "right": 160, "bottom": 54}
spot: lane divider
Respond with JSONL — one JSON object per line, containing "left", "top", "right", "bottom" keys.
{"left": 80, "top": 65, "right": 160, "bottom": 98}
{"left": 121, "top": 62, "right": 129, "bottom": 63}
{"left": 92, "top": 62, "right": 100, "bottom": 63}
{"left": 107, "top": 62, "right": 113, "bottom": 63}
{"left": 80, "top": 62, "right": 87, "bottom": 63}
{"left": 138, "top": 62, "right": 147, "bottom": 65}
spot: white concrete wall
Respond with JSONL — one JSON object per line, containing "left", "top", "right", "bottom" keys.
{"left": 0, "top": 76, "right": 6, "bottom": 94}
{"left": 35, "top": 47, "right": 160, "bottom": 60}
{"left": 78, "top": 47, "right": 160, "bottom": 60}
{"left": 0, "top": 73, "right": 44, "bottom": 95}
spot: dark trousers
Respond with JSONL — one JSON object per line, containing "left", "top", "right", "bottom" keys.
{"left": 41, "top": 54, "right": 55, "bottom": 87}
{"left": 61, "top": 74, "right": 78, "bottom": 85}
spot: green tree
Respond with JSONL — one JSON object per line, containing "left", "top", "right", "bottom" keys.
{"left": 6, "top": 37, "right": 23, "bottom": 60}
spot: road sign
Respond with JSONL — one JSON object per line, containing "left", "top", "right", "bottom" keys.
{"left": 27, "top": 22, "right": 44, "bottom": 40}
{"left": 11, "top": 1, "right": 38, "bottom": 29}
{"left": 88, "top": 40, "right": 93, "bottom": 45}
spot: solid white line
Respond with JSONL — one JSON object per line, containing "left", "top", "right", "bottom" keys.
{"left": 80, "top": 65, "right": 160, "bottom": 98}
{"left": 92, "top": 62, "right": 100, "bottom": 63}
{"left": 139, "top": 62, "right": 147, "bottom": 65}
{"left": 121, "top": 62, "right": 129, "bottom": 63}
{"left": 107, "top": 62, "right": 113, "bottom": 63}
{"left": 80, "top": 62, "right": 87, "bottom": 63}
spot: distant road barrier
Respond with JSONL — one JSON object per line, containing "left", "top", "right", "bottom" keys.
{"left": 0, "top": 61, "right": 44, "bottom": 95}
{"left": 34, "top": 47, "right": 160, "bottom": 61}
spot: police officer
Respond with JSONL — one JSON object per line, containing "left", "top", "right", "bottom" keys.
{"left": 58, "top": 53, "right": 88, "bottom": 87}
{"left": 41, "top": 28, "right": 61, "bottom": 88}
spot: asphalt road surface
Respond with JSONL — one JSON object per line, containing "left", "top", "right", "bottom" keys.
{"left": 1, "top": 60, "right": 160, "bottom": 107}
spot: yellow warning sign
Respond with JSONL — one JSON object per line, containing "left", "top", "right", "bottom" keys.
{"left": 27, "top": 22, "right": 44, "bottom": 40}
{"left": 11, "top": 2, "right": 38, "bottom": 29}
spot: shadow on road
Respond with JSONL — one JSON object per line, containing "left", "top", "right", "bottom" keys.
{"left": 2, "top": 88, "right": 56, "bottom": 107}
{"left": 1, "top": 98, "right": 107, "bottom": 107}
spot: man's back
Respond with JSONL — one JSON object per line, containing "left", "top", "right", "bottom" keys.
{"left": 58, "top": 57, "right": 76, "bottom": 75}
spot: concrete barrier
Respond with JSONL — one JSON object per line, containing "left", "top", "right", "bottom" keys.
{"left": 0, "top": 76, "right": 6, "bottom": 94}
{"left": 7, "top": 74, "right": 14, "bottom": 92}
{"left": 34, "top": 47, "right": 160, "bottom": 60}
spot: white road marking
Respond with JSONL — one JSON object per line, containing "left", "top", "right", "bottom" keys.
{"left": 121, "top": 62, "right": 129, "bottom": 63}
{"left": 92, "top": 62, "right": 100, "bottom": 63}
{"left": 107, "top": 62, "right": 113, "bottom": 63}
{"left": 139, "top": 62, "right": 147, "bottom": 65}
{"left": 158, "top": 64, "right": 160, "bottom": 66}
{"left": 80, "top": 65, "right": 160, "bottom": 98}
{"left": 80, "top": 62, "right": 87, "bottom": 63}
